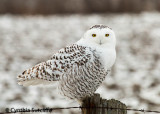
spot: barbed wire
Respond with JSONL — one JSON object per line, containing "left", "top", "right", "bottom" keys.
{"left": 50, "top": 107, "right": 160, "bottom": 113}
{"left": 2, "top": 106, "right": 160, "bottom": 113}
{"left": 0, "top": 107, "right": 160, "bottom": 114}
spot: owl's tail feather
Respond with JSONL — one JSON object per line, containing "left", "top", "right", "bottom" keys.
{"left": 17, "top": 61, "right": 59, "bottom": 86}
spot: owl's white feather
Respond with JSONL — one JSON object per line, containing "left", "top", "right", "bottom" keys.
{"left": 17, "top": 24, "right": 116, "bottom": 100}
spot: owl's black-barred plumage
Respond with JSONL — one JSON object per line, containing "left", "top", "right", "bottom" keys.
{"left": 17, "top": 25, "right": 116, "bottom": 100}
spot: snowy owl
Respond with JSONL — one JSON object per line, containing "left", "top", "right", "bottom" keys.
{"left": 17, "top": 24, "right": 116, "bottom": 101}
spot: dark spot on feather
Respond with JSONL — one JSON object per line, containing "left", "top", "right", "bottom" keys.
{"left": 56, "top": 74, "right": 59, "bottom": 78}
{"left": 22, "top": 70, "right": 26, "bottom": 75}
{"left": 61, "top": 66, "right": 65, "bottom": 69}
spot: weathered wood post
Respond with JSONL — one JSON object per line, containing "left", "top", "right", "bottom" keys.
{"left": 81, "top": 93, "right": 127, "bottom": 114}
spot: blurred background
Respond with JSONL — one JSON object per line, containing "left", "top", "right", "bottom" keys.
{"left": 0, "top": 0, "right": 160, "bottom": 114}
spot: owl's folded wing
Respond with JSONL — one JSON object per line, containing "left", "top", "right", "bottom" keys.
{"left": 17, "top": 44, "right": 93, "bottom": 86}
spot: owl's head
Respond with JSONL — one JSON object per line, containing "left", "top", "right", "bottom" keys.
{"left": 82, "top": 25, "right": 116, "bottom": 48}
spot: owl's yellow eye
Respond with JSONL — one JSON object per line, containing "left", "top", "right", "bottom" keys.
{"left": 92, "top": 34, "right": 96, "bottom": 37}
{"left": 105, "top": 34, "right": 109, "bottom": 37}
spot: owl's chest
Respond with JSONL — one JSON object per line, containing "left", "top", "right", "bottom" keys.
{"left": 58, "top": 63, "right": 108, "bottom": 99}
{"left": 97, "top": 48, "right": 116, "bottom": 70}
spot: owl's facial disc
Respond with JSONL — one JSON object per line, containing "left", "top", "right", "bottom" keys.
{"left": 83, "top": 26, "right": 116, "bottom": 46}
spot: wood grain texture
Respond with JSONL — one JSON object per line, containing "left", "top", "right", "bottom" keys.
{"left": 81, "top": 93, "right": 127, "bottom": 114}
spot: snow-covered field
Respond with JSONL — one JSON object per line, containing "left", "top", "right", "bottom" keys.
{"left": 0, "top": 12, "right": 160, "bottom": 114}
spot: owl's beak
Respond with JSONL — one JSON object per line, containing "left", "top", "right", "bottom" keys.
{"left": 99, "top": 40, "right": 102, "bottom": 45}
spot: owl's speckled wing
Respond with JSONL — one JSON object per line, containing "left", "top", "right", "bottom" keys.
{"left": 17, "top": 44, "right": 96, "bottom": 86}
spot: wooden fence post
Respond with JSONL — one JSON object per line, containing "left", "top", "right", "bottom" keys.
{"left": 81, "top": 93, "right": 127, "bottom": 114}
